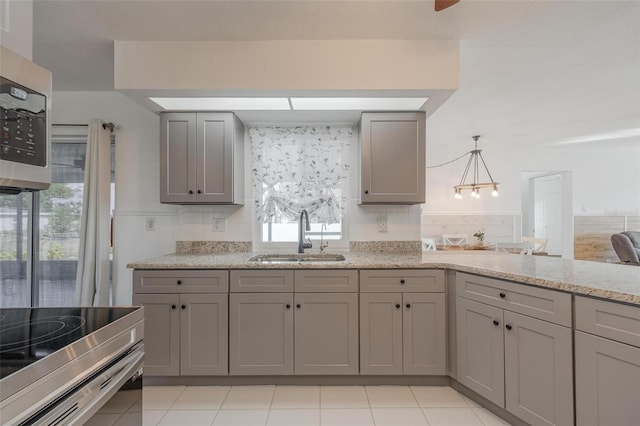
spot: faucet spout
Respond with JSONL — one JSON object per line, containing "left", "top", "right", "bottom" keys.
{"left": 298, "top": 210, "right": 313, "bottom": 253}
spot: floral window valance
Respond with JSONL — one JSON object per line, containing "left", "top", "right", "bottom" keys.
{"left": 249, "top": 126, "right": 353, "bottom": 224}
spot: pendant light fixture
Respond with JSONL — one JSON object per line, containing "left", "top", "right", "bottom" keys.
{"left": 453, "top": 135, "right": 499, "bottom": 199}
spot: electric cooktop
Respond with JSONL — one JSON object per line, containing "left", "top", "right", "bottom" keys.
{"left": 0, "top": 307, "right": 139, "bottom": 380}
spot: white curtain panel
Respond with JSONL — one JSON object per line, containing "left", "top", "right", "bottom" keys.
{"left": 249, "top": 126, "right": 353, "bottom": 224}
{"left": 75, "top": 119, "right": 111, "bottom": 306}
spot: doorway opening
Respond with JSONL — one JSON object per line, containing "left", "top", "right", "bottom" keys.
{"left": 521, "top": 171, "right": 573, "bottom": 258}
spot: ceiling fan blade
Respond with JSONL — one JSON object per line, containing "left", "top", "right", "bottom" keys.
{"left": 435, "top": 0, "right": 460, "bottom": 12}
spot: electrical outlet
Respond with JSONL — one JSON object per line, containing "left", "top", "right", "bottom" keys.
{"left": 377, "top": 216, "right": 388, "bottom": 233}
{"left": 145, "top": 217, "right": 156, "bottom": 231}
{"left": 212, "top": 218, "right": 226, "bottom": 232}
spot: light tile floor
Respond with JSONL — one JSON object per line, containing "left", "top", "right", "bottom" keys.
{"left": 142, "top": 385, "right": 512, "bottom": 426}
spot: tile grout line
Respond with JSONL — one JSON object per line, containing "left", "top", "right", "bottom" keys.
{"left": 408, "top": 385, "right": 432, "bottom": 425}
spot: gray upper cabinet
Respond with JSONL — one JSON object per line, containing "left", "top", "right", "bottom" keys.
{"left": 160, "top": 112, "right": 244, "bottom": 204}
{"left": 360, "top": 112, "right": 425, "bottom": 204}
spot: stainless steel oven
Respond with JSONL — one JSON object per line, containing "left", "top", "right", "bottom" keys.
{"left": 0, "top": 307, "right": 144, "bottom": 425}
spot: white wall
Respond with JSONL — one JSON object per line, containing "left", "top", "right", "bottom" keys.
{"left": 52, "top": 91, "right": 420, "bottom": 304}
{"left": 52, "top": 90, "right": 639, "bottom": 303}
{"left": 423, "top": 138, "right": 640, "bottom": 216}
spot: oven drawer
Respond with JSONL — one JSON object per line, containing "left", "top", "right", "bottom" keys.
{"left": 133, "top": 270, "right": 229, "bottom": 293}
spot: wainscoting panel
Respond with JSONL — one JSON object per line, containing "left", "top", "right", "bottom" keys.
{"left": 421, "top": 214, "right": 521, "bottom": 245}
{"left": 574, "top": 215, "right": 640, "bottom": 262}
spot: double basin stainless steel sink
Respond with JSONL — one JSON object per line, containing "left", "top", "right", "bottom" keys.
{"left": 249, "top": 253, "right": 346, "bottom": 263}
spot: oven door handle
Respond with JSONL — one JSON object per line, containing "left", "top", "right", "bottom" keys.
{"left": 31, "top": 344, "right": 144, "bottom": 426}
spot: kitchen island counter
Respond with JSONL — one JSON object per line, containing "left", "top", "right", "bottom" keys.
{"left": 128, "top": 251, "right": 640, "bottom": 305}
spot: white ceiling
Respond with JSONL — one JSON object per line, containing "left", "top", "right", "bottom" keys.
{"left": 33, "top": 0, "right": 640, "bottom": 150}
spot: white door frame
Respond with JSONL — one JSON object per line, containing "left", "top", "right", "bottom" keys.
{"left": 521, "top": 171, "right": 573, "bottom": 259}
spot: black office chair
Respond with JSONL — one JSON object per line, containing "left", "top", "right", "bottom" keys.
{"left": 611, "top": 231, "right": 640, "bottom": 265}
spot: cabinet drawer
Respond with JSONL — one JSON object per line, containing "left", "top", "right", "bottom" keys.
{"left": 133, "top": 270, "right": 229, "bottom": 293}
{"left": 230, "top": 270, "right": 294, "bottom": 292}
{"left": 360, "top": 269, "right": 444, "bottom": 293}
{"left": 456, "top": 272, "right": 571, "bottom": 327}
{"left": 294, "top": 270, "right": 358, "bottom": 292}
{"left": 576, "top": 296, "right": 640, "bottom": 347}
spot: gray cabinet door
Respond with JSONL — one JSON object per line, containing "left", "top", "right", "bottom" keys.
{"left": 197, "top": 113, "right": 233, "bottom": 203}
{"left": 180, "top": 293, "right": 228, "bottom": 376}
{"left": 160, "top": 113, "right": 196, "bottom": 203}
{"left": 504, "top": 311, "right": 573, "bottom": 426}
{"left": 132, "top": 293, "right": 180, "bottom": 376}
{"left": 294, "top": 293, "right": 359, "bottom": 375}
{"left": 456, "top": 297, "right": 504, "bottom": 406}
{"left": 575, "top": 331, "right": 640, "bottom": 426}
{"left": 360, "top": 293, "right": 403, "bottom": 375}
{"left": 360, "top": 112, "right": 425, "bottom": 204}
{"left": 403, "top": 293, "right": 446, "bottom": 375}
{"left": 229, "top": 293, "right": 294, "bottom": 375}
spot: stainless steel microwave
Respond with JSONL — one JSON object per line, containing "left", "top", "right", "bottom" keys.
{"left": 0, "top": 46, "right": 52, "bottom": 193}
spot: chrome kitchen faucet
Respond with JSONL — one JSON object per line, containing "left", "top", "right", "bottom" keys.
{"left": 298, "top": 209, "right": 313, "bottom": 253}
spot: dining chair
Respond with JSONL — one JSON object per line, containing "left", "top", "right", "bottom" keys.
{"left": 521, "top": 236, "right": 548, "bottom": 253}
{"left": 442, "top": 234, "right": 468, "bottom": 246}
{"left": 495, "top": 242, "right": 534, "bottom": 255}
{"left": 422, "top": 238, "right": 436, "bottom": 251}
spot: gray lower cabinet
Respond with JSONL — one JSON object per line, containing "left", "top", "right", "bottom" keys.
{"left": 360, "top": 292, "right": 446, "bottom": 375}
{"left": 456, "top": 297, "right": 504, "bottom": 405}
{"left": 574, "top": 296, "right": 640, "bottom": 425}
{"left": 294, "top": 293, "right": 359, "bottom": 375}
{"left": 229, "top": 293, "right": 294, "bottom": 375}
{"left": 132, "top": 293, "right": 180, "bottom": 376}
{"left": 456, "top": 295, "right": 573, "bottom": 425}
{"left": 575, "top": 331, "right": 640, "bottom": 426}
{"left": 133, "top": 293, "right": 228, "bottom": 376}
{"left": 504, "top": 310, "right": 573, "bottom": 426}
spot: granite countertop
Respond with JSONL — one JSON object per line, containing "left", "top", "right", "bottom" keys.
{"left": 128, "top": 251, "right": 640, "bottom": 306}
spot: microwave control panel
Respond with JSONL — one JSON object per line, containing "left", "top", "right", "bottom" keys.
{"left": 0, "top": 77, "right": 47, "bottom": 167}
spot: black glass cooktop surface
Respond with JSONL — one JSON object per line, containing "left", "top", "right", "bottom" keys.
{"left": 0, "top": 307, "right": 138, "bottom": 380}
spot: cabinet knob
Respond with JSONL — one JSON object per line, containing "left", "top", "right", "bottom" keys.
{"left": 406, "top": 303, "right": 411, "bottom": 309}
{"left": 505, "top": 324, "right": 512, "bottom": 330}
{"left": 400, "top": 279, "right": 405, "bottom": 284}
{"left": 197, "top": 189, "right": 202, "bottom": 194}
{"left": 364, "top": 190, "right": 369, "bottom": 194}
{"left": 499, "top": 292, "right": 506, "bottom": 299}
{"left": 177, "top": 280, "right": 182, "bottom": 285}
{"left": 189, "top": 190, "right": 194, "bottom": 194}
{"left": 296, "top": 304, "right": 301, "bottom": 309}
{"left": 181, "top": 304, "right": 186, "bottom": 310}
{"left": 493, "top": 320, "right": 499, "bottom": 326}
{"left": 286, "top": 304, "right": 291, "bottom": 309}
{"left": 171, "top": 304, "right": 176, "bottom": 310}
{"left": 395, "top": 303, "right": 401, "bottom": 309}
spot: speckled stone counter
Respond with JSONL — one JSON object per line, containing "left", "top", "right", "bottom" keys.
{"left": 128, "top": 251, "right": 640, "bottom": 305}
